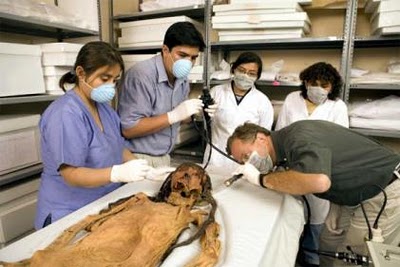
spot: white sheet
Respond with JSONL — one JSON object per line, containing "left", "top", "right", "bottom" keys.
{"left": 0, "top": 170, "right": 304, "bottom": 267}
{"left": 350, "top": 117, "right": 400, "bottom": 131}
{"left": 349, "top": 95, "right": 400, "bottom": 120}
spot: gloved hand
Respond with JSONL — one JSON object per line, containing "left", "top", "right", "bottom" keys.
{"left": 146, "top": 166, "right": 176, "bottom": 181}
{"left": 110, "top": 159, "right": 151, "bottom": 183}
{"left": 324, "top": 203, "right": 344, "bottom": 235}
{"left": 167, "top": 99, "right": 203, "bottom": 125}
{"left": 204, "top": 102, "right": 218, "bottom": 118}
{"left": 232, "top": 162, "right": 261, "bottom": 186}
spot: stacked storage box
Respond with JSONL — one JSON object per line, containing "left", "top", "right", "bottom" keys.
{"left": 0, "top": 0, "right": 88, "bottom": 31}
{"left": 0, "top": 115, "right": 41, "bottom": 177}
{"left": 212, "top": 1, "right": 311, "bottom": 41}
{"left": 118, "top": 16, "right": 204, "bottom": 48}
{"left": 122, "top": 54, "right": 157, "bottom": 71}
{"left": 366, "top": 0, "right": 400, "bottom": 35}
{"left": 0, "top": 177, "right": 40, "bottom": 246}
{"left": 0, "top": 43, "right": 45, "bottom": 97}
{"left": 40, "top": 43, "right": 83, "bottom": 95}
{"left": 139, "top": 0, "right": 212, "bottom": 12}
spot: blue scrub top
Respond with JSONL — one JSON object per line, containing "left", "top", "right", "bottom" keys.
{"left": 35, "top": 90, "right": 124, "bottom": 229}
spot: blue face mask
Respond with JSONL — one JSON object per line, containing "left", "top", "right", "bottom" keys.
{"left": 90, "top": 83, "right": 116, "bottom": 103}
{"left": 170, "top": 53, "right": 192, "bottom": 79}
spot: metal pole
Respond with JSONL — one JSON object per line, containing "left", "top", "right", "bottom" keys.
{"left": 203, "top": 0, "right": 212, "bottom": 91}
{"left": 109, "top": 0, "right": 114, "bottom": 46}
{"left": 97, "top": 0, "right": 103, "bottom": 41}
{"left": 340, "top": 0, "right": 358, "bottom": 102}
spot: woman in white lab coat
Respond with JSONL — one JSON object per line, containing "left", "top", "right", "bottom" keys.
{"left": 275, "top": 62, "right": 349, "bottom": 130}
{"left": 203, "top": 52, "right": 274, "bottom": 173}
{"left": 275, "top": 62, "right": 349, "bottom": 267}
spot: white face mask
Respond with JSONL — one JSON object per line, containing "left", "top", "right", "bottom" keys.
{"left": 248, "top": 150, "right": 274, "bottom": 174}
{"left": 233, "top": 72, "right": 257, "bottom": 91}
{"left": 307, "top": 85, "right": 329, "bottom": 105}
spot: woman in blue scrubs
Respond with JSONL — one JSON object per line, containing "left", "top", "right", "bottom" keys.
{"left": 35, "top": 42, "right": 150, "bottom": 229}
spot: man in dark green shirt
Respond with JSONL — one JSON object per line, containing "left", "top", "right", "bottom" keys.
{"left": 226, "top": 121, "right": 400, "bottom": 266}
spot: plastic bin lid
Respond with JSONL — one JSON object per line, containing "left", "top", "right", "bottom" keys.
{"left": 40, "top": 42, "right": 83, "bottom": 53}
{"left": 0, "top": 42, "right": 41, "bottom": 56}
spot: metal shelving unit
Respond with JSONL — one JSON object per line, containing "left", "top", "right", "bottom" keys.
{"left": 0, "top": 12, "right": 99, "bottom": 40}
{"left": 354, "top": 36, "right": 400, "bottom": 48}
{"left": 211, "top": 37, "right": 344, "bottom": 51}
{"left": 0, "top": 1, "right": 101, "bottom": 106}
{"left": 342, "top": 0, "right": 400, "bottom": 139}
{"left": 114, "top": 5, "right": 204, "bottom": 22}
{"left": 117, "top": 45, "right": 162, "bottom": 54}
{"left": 0, "top": 94, "right": 60, "bottom": 105}
{"left": 350, "top": 84, "right": 400, "bottom": 90}
{"left": 109, "top": 2, "right": 204, "bottom": 49}
{"left": 108, "top": 0, "right": 399, "bottom": 140}
{"left": 0, "top": 1, "right": 101, "bottom": 184}
{"left": 0, "top": 163, "right": 43, "bottom": 187}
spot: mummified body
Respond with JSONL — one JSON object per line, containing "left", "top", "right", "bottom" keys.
{"left": 2, "top": 163, "right": 220, "bottom": 267}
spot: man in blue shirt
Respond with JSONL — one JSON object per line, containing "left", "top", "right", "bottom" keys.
{"left": 118, "top": 22, "right": 211, "bottom": 167}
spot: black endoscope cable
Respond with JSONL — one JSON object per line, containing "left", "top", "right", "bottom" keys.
{"left": 192, "top": 111, "right": 240, "bottom": 169}
{"left": 359, "top": 184, "right": 387, "bottom": 240}
{"left": 299, "top": 185, "right": 387, "bottom": 266}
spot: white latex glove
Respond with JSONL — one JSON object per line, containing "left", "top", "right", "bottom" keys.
{"left": 146, "top": 166, "right": 176, "bottom": 181}
{"left": 110, "top": 159, "right": 151, "bottom": 183}
{"left": 204, "top": 102, "right": 218, "bottom": 118}
{"left": 167, "top": 99, "right": 203, "bottom": 125}
{"left": 232, "top": 162, "right": 261, "bottom": 186}
{"left": 324, "top": 203, "right": 344, "bottom": 235}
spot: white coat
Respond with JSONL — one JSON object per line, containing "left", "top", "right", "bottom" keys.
{"left": 275, "top": 90, "right": 349, "bottom": 224}
{"left": 203, "top": 83, "right": 274, "bottom": 173}
{"left": 275, "top": 91, "right": 349, "bottom": 130}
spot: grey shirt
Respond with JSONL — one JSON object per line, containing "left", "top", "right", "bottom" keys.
{"left": 118, "top": 54, "right": 190, "bottom": 156}
{"left": 271, "top": 120, "right": 400, "bottom": 206}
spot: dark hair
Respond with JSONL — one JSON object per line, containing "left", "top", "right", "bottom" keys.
{"left": 226, "top": 123, "right": 271, "bottom": 155}
{"left": 231, "top": 52, "right": 263, "bottom": 79}
{"left": 59, "top": 41, "right": 124, "bottom": 91}
{"left": 299, "top": 62, "right": 343, "bottom": 100}
{"left": 163, "top": 22, "right": 205, "bottom": 52}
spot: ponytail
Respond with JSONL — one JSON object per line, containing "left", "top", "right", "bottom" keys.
{"left": 59, "top": 71, "right": 77, "bottom": 92}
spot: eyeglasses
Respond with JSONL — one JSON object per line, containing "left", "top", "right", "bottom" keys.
{"left": 235, "top": 66, "right": 258, "bottom": 78}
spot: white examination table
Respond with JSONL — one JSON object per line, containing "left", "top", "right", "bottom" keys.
{"left": 0, "top": 169, "right": 304, "bottom": 267}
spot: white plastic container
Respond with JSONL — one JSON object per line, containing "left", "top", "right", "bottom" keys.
{"left": 40, "top": 43, "right": 82, "bottom": 66}
{"left": 43, "top": 66, "right": 72, "bottom": 95}
{"left": 0, "top": 42, "right": 45, "bottom": 97}
{"left": 0, "top": 115, "right": 41, "bottom": 176}
{"left": 118, "top": 16, "right": 204, "bottom": 48}
{"left": 122, "top": 54, "right": 156, "bottom": 71}
{"left": 0, "top": 177, "right": 40, "bottom": 245}
{"left": 371, "top": 11, "right": 400, "bottom": 28}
